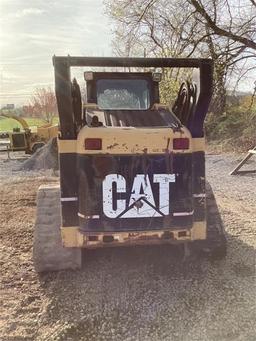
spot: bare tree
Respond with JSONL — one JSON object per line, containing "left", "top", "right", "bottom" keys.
{"left": 29, "top": 88, "right": 57, "bottom": 123}
{"left": 189, "top": 0, "right": 256, "bottom": 51}
{"left": 105, "top": 0, "right": 204, "bottom": 104}
{"left": 105, "top": 0, "right": 256, "bottom": 112}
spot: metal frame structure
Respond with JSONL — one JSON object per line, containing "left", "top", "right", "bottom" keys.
{"left": 32, "top": 55, "right": 229, "bottom": 272}
{"left": 52, "top": 55, "right": 216, "bottom": 250}
{"left": 53, "top": 56, "right": 213, "bottom": 139}
{"left": 230, "top": 146, "right": 256, "bottom": 175}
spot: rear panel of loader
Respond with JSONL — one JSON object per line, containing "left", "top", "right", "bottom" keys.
{"left": 58, "top": 127, "right": 206, "bottom": 248}
{"left": 53, "top": 56, "right": 213, "bottom": 249}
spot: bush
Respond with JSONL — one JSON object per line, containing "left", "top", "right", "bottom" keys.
{"left": 205, "top": 101, "right": 256, "bottom": 151}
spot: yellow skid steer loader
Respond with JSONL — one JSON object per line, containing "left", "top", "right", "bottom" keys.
{"left": 33, "top": 56, "right": 226, "bottom": 272}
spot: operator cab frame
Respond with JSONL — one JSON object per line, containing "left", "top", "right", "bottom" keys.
{"left": 85, "top": 72, "right": 160, "bottom": 110}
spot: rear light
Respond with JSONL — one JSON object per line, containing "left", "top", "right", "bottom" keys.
{"left": 84, "top": 138, "right": 102, "bottom": 150}
{"left": 173, "top": 138, "right": 190, "bottom": 150}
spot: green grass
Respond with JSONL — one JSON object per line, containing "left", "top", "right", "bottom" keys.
{"left": 0, "top": 117, "right": 59, "bottom": 132}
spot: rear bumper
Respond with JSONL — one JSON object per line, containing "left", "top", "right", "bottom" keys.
{"left": 61, "top": 221, "right": 206, "bottom": 248}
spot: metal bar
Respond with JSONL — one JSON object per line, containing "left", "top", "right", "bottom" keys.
{"left": 230, "top": 148, "right": 256, "bottom": 175}
{"left": 61, "top": 197, "right": 78, "bottom": 202}
{"left": 53, "top": 55, "right": 213, "bottom": 139}
{"left": 53, "top": 56, "right": 212, "bottom": 68}
{"left": 54, "top": 58, "right": 75, "bottom": 139}
{"left": 188, "top": 61, "right": 213, "bottom": 137}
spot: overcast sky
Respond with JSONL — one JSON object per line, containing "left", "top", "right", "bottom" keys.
{"left": 0, "top": 0, "right": 112, "bottom": 106}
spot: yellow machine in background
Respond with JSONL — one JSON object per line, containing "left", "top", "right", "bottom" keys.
{"left": 0, "top": 113, "right": 58, "bottom": 154}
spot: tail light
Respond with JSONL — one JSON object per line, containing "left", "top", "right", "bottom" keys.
{"left": 173, "top": 138, "right": 190, "bottom": 150}
{"left": 84, "top": 138, "right": 102, "bottom": 150}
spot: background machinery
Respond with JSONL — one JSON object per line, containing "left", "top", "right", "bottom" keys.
{"left": 33, "top": 56, "right": 227, "bottom": 272}
{"left": 0, "top": 113, "right": 58, "bottom": 154}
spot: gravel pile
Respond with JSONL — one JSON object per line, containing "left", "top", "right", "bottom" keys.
{"left": 20, "top": 137, "right": 59, "bottom": 171}
{"left": 0, "top": 152, "right": 56, "bottom": 186}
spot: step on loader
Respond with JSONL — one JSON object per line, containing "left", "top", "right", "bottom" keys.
{"left": 33, "top": 56, "right": 227, "bottom": 272}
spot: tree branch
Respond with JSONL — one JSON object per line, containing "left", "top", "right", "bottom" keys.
{"left": 190, "top": 0, "right": 256, "bottom": 50}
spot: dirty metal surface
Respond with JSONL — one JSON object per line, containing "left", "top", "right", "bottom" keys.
{"left": 77, "top": 154, "right": 193, "bottom": 232}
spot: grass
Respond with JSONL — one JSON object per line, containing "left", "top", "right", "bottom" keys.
{"left": 0, "top": 117, "right": 59, "bottom": 132}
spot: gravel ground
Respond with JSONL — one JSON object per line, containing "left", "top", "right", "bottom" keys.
{"left": 0, "top": 152, "right": 57, "bottom": 184}
{"left": 0, "top": 151, "right": 255, "bottom": 341}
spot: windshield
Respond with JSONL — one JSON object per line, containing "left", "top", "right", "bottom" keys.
{"left": 96, "top": 79, "right": 150, "bottom": 110}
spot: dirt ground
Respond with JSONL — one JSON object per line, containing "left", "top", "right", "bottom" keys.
{"left": 0, "top": 152, "right": 255, "bottom": 341}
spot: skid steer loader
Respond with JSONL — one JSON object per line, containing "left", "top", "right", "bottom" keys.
{"left": 33, "top": 56, "right": 226, "bottom": 272}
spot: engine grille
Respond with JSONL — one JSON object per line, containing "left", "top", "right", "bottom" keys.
{"left": 12, "top": 133, "right": 26, "bottom": 148}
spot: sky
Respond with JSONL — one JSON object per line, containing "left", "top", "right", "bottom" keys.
{"left": 0, "top": 0, "right": 255, "bottom": 108}
{"left": 0, "top": 0, "right": 112, "bottom": 106}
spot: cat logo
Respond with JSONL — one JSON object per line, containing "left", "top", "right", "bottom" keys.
{"left": 103, "top": 174, "right": 175, "bottom": 218}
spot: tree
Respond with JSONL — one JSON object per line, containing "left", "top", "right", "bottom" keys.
{"left": 104, "top": 0, "right": 256, "bottom": 113}
{"left": 28, "top": 87, "right": 57, "bottom": 123}
{"left": 189, "top": 0, "right": 256, "bottom": 112}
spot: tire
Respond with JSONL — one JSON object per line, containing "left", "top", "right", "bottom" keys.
{"left": 33, "top": 184, "right": 82, "bottom": 272}
{"left": 202, "top": 182, "right": 227, "bottom": 259}
{"left": 32, "top": 142, "right": 45, "bottom": 154}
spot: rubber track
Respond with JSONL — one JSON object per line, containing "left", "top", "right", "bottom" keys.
{"left": 33, "top": 184, "right": 81, "bottom": 272}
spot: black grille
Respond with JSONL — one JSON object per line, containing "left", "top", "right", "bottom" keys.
{"left": 12, "top": 133, "right": 26, "bottom": 148}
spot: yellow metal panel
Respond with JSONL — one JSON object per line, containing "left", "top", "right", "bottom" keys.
{"left": 61, "top": 221, "right": 207, "bottom": 248}
{"left": 61, "top": 227, "right": 85, "bottom": 247}
{"left": 192, "top": 138, "right": 205, "bottom": 152}
{"left": 37, "top": 125, "right": 58, "bottom": 140}
{"left": 190, "top": 221, "right": 207, "bottom": 240}
{"left": 58, "top": 131, "right": 205, "bottom": 155}
{"left": 76, "top": 126, "right": 192, "bottom": 155}
{"left": 58, "top": 139, "right": 77, "bottom": 153}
